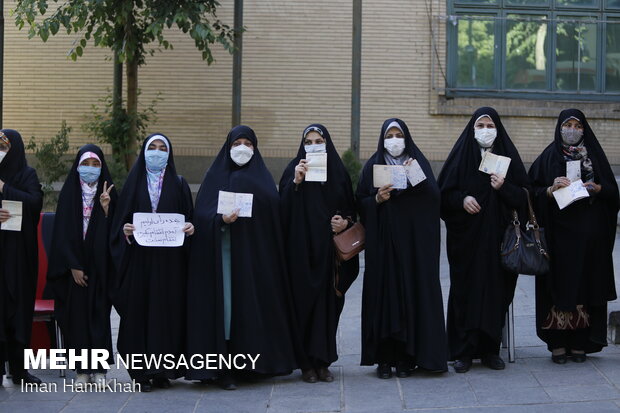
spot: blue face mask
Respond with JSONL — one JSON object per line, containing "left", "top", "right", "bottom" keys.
{"left": 145, "top": 149, "right": 169, "bottom": 172}
{"left": 77, "top": 165, "right": 101, "bottom": 184}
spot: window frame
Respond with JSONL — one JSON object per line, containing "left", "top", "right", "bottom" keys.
{"left": 446, "top": 0, "right": 620, "bottom": 101}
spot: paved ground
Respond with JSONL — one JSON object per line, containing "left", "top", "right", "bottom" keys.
{"left": 2, "top": 225, "right": 620, "bottom": 412}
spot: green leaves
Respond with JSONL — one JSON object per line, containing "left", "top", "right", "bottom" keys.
{"left": 14, "top": 0, "right": 236, "bottom": 66}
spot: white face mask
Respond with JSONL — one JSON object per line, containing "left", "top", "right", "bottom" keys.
{"left": 561, "top": 128, "right": 584, "bottom": 145}
{"left": 0, "top": 151, "right": 6, "bottom": 165}
{"left": 474, "top": 128, "right": 497, "bottom": 148}
{"left": 304, "top": 143, "right": 326, "bottom": 154}
{"left": 383, "top": 138, "right": 405, "bottom": 157}
{"left": 230, "top": 144, "right": 254, "bottom": 166}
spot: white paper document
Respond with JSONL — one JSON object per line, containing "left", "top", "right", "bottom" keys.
{"left": 373, "top": 165, "right": 407, "bottom": 189}
{"left": 1, "top": 200, "right": 23, "bottom": 232}
{"left": 478, "top": 152, "right": 511, "bottom": 178}
{"left": 552, "top": 180, "right": 590, "bottom": 210}
{"left": 132, "top": 212, "right": 185, "bottom": 247}
{"left": 404, "top": 159, "right": 427, "bottom": 187}
{"left": 217, "top": 190, "right": 253, "bottom": 218}
{"left": 566, "top": 160, "right": 581, "bottom": 182}
{"left": 305, "top": 153, "right": 327, "bottom": 182}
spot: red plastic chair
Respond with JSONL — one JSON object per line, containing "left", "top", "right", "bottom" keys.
{"left": 31, "top": 212, "right": 65, "bottom": 377}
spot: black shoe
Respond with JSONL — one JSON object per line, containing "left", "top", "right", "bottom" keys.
{"left": 395, "top": 361, "right": 414, "bottom": 378}
{"left": 301, "top": 369, "right": 318, "bottom": 383}
{"left": 570, "top": 352, "right": 587, "bottom": 363}
{"left": 152, "top": 377, "right": 171, "bottom": 389}
{"left": 218, "top": 374, "right": 237, "bottom": 390}
{"left": 316, "top": 367, "right": 334, "bottom": 383}
{"left": 137, "top": 380, "right": 152, "bottom": 392}
{"left": 481, "top": 354, "right": 505, "bottom": 370}
{"left": 453, "top": 357, "right": 472, "bottom": 373}
{"left": 551, "top": 353, "right": 568, "bottom": 364}
{"left": 12, "top": 371, "right": 42, "bottom": 385}
{"left": 376, "top": 363, "right": 392, "bottom": 379}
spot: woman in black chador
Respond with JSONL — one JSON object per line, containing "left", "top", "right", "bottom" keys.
{"left": 529, "top": 109, "right": 618, "bottom": 363}
{"left": 438, "top": 107, "right": 529, "bottom": 373}
{"left": 47, "top": 145, "right": 116, "bottom": 389}
{"left": 279, "top": 124, "right": 359, "bottom": 383}
{"left": 186, "top": 125, "right": 300, "bottom": 390}
{"left": 0, "top": 129, "right": 43, "bottom": 385}
{"left": 356, "top": 118, "right": 447, "bottom": 379}
{"left": 110, "top": 134, "right": 194, "bottom": 392}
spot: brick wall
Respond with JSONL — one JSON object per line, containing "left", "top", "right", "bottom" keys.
{"left": 4, "top": 0, "right": 620, "bottom": 183}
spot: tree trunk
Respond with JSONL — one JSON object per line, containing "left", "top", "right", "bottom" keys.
{"left": 125, "top": 57, "right": 138, "bottom": 169}
{"left": 112, "top": 52, "right": 123, "bottom": 114}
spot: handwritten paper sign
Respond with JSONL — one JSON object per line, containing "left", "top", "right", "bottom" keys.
{"left": 305, "top": 153, "right": 327, "bottom": 182}
{"left": 217, "top": 191, "right": 253, "bottom": 218}
{"left": 553, "top": 180, "right": 590, "bottom": 210}
{"left": 132, "top": 213, "right": 185, "bottom": 247}
{"left": 479, "top": 152, "right": 511, "bottom": 179}
{"left": 404, "top": 160, "right": 427, "bottom": 187}
{"left": 1, "top": 200, "right": 23, "bottom": 232}
{"left": 373, "top": 165, "right": 407, "bottom": 189}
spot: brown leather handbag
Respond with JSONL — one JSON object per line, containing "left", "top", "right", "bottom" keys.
{"left": 333, "top": 222, "right": 365, "bottom": 261}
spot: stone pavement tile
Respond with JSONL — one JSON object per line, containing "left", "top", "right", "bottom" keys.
{"left": 515, "top": 346, "right": 551, "bottom": 359}
{"left": 400, "top": 369, "right": 464, "bottom": 393}
{"left": 120, "top": 394, "right": 199, "bottom": 413}
{"left": 194, "top": 380, "right": 273, "bottom": 413}
{"left": 267, "top": 369, "right": 341, "bottom": 413}
{"left": 464, "top": 365, "right": 540, "bottom": 391}
{"left": 591, "top": 354, "right": 620, "bottom": 385}
{"left": 523, "top": 356, "right": 599, "bottom": 372}
{"left": 336, "top": 321, "right": 361, "bottom": 356}
{"left": 474, "top": 386, "right": 552, "bottom": 406}
{"left": 61, "top": 400, "right": 128, "bottom": 413}
{"left": 119, "top": 382, "right": 204, "bottom": 413}
{"left": 7, "top": 382, "right": 76, "bottom": 402}
{"left": 401, "top": 371, "right": 477, "bottom": 409}
{"left": 402, "top": 386, "right": 478, "bottom": 410}
{"left": 407, "top": 401, "right": 620, "bottom": 413}
{"left": 339, "top": 356, "right": 403, "bottom": 412}
{"left": 532, "top": 365, "right": 608, "bottom": 387}
{"left": 0, "top": 400, "right": 67, "bottom": 413}
{"left": 543, "top": 384, "right": 620, "bottom": 403}
{"left": 67, "top": 389, "right": 132, "bottom": 404}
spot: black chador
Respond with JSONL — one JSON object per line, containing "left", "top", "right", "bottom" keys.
{"left": 47, "top": 145, "right": 117, "bottom": 374}
{"left": 0, "top": 129, "right": 43, "bottom": 383}
{"left": 438, "top": 107, "right": 529, "bottom": 364}
{"left": 186, "top": 126, "right": 300, "bottom": 385}
{"left": 110, "top": 134, "right": 193, "bottom": 385}
{"left": 529, "top": 109, "right": 618, "bottom": 355}
{"left": 356, "top": 118, "right": 448, "bottom": 374}
{"left": 279, "top": 124, "right": 359, "bottom": 378}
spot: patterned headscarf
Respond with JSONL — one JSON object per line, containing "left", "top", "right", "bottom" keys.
{"left": 560, "top": 116, "right": 594, "bottom": 183}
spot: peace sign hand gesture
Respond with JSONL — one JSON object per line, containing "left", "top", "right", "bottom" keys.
{"left": 100, "top": 181, "right": 114, "bottom": 217}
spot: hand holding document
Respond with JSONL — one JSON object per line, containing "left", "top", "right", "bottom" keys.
{"left": 552, "top": 180, "right": 590, "bottom": 210}
{"left": 305, "top": 153, "right": 327, "bottom": 182}
{"left": 404, "top": 159, "right": 427, "bottom": 187}
{"left": 1, "top": 200, "right": 23, "bottom": 232}
{"left": 373, "top": 160, "right": 427, "bottom": 190}
{"left": 479, "top": 152, "right": 511, "bottom": 179}
{"left": 373, "top": 165, "right": 407, "bottom": 189}
{"left": 132, "top": 213, "right": 185, "bottom": 247}
{"left": 217, "top": 190, "right": 253, "bottom": 218}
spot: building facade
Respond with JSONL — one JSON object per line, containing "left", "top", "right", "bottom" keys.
{"left": 4, "top": 0, "right": 620, "bottom": 182}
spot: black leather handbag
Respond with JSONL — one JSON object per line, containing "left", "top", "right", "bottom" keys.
{"left": 500, "top": 188, "right": 550, "bottom": 275}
